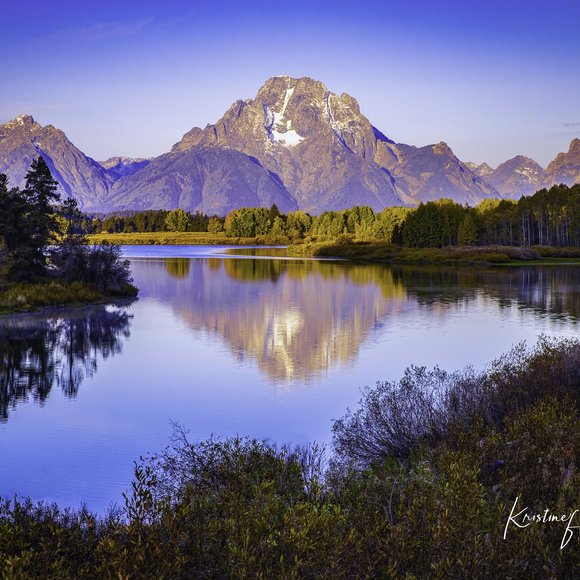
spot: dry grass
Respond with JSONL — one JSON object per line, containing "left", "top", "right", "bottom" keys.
{"left": 87, "top": 232, "right": 289, "bottom": 246}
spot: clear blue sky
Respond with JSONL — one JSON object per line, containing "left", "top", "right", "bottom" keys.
{"left": 2, "top": 0, "right": 579, "bottom": 167}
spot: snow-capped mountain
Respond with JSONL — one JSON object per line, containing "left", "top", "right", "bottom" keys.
{"left": 98, "top": 156, "right": 151, "bottom": 179}
{"left": 1, "top": 77, "right": 578, "bottom": 214}
{"left": 172, "top": 76, "right": 496, "bottom": 210}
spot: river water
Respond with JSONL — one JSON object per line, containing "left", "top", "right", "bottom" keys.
{"left": 1, "top": 246, "right": 578, "bottom": 512}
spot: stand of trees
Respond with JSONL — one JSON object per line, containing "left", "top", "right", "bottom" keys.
{"left": 400, "top": 187, "right": 579, "bottom": 248}
{"left": 0, "top": 158, "right": 135, "bottom": 298}
{"left": 92, "top": 209, "right": 210, "bottom": 234}
{"left": 88, "top": 184, "right": 580, "bottom": 248}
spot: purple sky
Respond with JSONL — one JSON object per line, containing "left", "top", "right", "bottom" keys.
{"left": 1, "top": 0, "right": 579, "bottom": 167}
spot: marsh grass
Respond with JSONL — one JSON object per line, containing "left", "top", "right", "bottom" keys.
{"left": 288, "top": 240, "right": 580, "bottom": 266}
{"left": 0, "top": 281, "right": 105, "bottom": 313}
{"left": 87, "top": 231, "right": 290, "bottom": 246}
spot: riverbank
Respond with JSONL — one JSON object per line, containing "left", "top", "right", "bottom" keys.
{"left": 0, "top": 280, "right": 138, "bottom": 315}
{"left": 0, "top": 337, "right": 577, "bottom": 578}
{"left": 87, "top": 233, "right": 580, "bottom": 266}
{"left": 287, "top": 240, "right": 580, "bottom": 266}
{"left": 88, "top": 231, "right": 291, "bottom": 246}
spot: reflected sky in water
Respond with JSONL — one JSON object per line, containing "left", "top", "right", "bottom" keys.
{"left": 0, "top": 246, "right": 578, "bottom": 512}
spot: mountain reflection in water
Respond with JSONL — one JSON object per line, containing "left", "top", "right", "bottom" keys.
{"left": 132, "top": 257, "right": 580, "bottom": 383}
{"left": 137, "top": 257, "right": 408, "bottom": 383}
{"left": 0, "top": 304, "right": 133, "bottom": 421}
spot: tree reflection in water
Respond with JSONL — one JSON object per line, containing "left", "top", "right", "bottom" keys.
{"left": 165, "top": 258, "right": 191, "bottom": 279}
{"left": 0, "top": 304, "right": 133, "bottom": 422}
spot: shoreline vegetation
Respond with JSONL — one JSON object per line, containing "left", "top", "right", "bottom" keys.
{"left": 0, "top": 336, "right": 578, "bottom": 577}
{"left": 87, "top": 230, "right": 580, "bottom": 266}
{"left": 0, "top": 280, "right": 138, "bottom": 315}
{"left": 86, "top": 184, "right": 579, "bottom": 266}
{"left": 0, "top": 159, "right": 137, "bottom": 315}
{"left": 287, "top": 240, "right": 580, "bottom": 266}
{"left": 87, "top": 231, "right": 290, "bottom": 246}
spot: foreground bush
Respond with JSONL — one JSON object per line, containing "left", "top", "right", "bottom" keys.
{"left": 333, "top": 336, "right": 580, "bottom": 463}
{"left": 49, "top": 240, "right": 137, "bottom": 296}
{"left": 0, "top": 338, "right": 578, "bottom": 577}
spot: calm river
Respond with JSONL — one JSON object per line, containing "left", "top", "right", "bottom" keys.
{"left": 1, "top": 246, "right": 579, "bottom": 512}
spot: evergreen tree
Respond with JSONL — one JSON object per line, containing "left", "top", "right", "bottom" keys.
{"left": 0, "top": 174, "right": 28, "bottom": 253}
{"left": 22, "top": 157, "right": 61, "bottom": 274}
{"left": 57, "top": 197, "right": 86, "bottom": 237}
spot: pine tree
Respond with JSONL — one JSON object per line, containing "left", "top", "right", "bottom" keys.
{"left": 22, "top": 157, "right": 61, "bottom": 272}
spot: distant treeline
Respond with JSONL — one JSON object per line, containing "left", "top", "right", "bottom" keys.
{"left": 90, "top": 183, "right": 580, "bottom": 247}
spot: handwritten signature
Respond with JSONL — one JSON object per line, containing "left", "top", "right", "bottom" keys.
{"left": 504, "top": 496, "right": 579, "bottom": 549}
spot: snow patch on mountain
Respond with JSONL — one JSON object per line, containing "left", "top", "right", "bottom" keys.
{"left": 515, "top": 166, "right": 540, "bottom": 178}
{"left": 263, "top": 87, "right": 304, "bottom": 147}
{"left": 270, "top": 126, "right": 304, "bottom": 147}
{"left": 324, "top": 93, "right": 352, "bottom": 149}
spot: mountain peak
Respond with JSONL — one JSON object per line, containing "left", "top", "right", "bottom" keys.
{"left": 484, "top": 154, "right": 545, "bottom": 199}
{"left": 432, "top": 141, "right": 453, "bottom": 155}
{"left": 543, "top": 137, "right": 580, "bottom": 187}
{"left": 261, "top": 75, "right": 327, "bottom": 91}
{"left": 16, "top": 113, "right": 35, "bottom": 124}
{"left": 257, "top": 76, "right": 362, "bottom": 114}
{"left": 502, "top": 155, "right": 541, "bottom": 168}
{"left": 3, "top": 114, "right": 38, "bottom": 129}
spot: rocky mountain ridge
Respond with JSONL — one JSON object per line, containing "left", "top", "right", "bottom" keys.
{"left": 0, "top": 114, "right": 113, "bottom": 209}
{"left": 482, "top": 156, "right": 546, "bottom": 199}
{"left": 1, "top": 77, "right": 578, "bottom": 214}
{"left": 544, "top": 138, "right": 580, "bottom": 187}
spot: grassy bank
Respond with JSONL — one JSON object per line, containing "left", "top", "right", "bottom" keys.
{"left": 0, "top": 280, "right": 138, "bottom": 315}
{"left": 87, "top": 232, "right": 580, "bottom": 266}
{"left": 0, "top": 337, "right": 578, "bottom": 577}
{"left": 87, "top": 231, "right": 291, "bottom": 246}
{"left": 288, "top": 240, "right": 580, "bottom": 266}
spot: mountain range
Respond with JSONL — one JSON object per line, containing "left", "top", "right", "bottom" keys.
{"left": 1, "top": 76, "right": 579, "bottom": 215}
